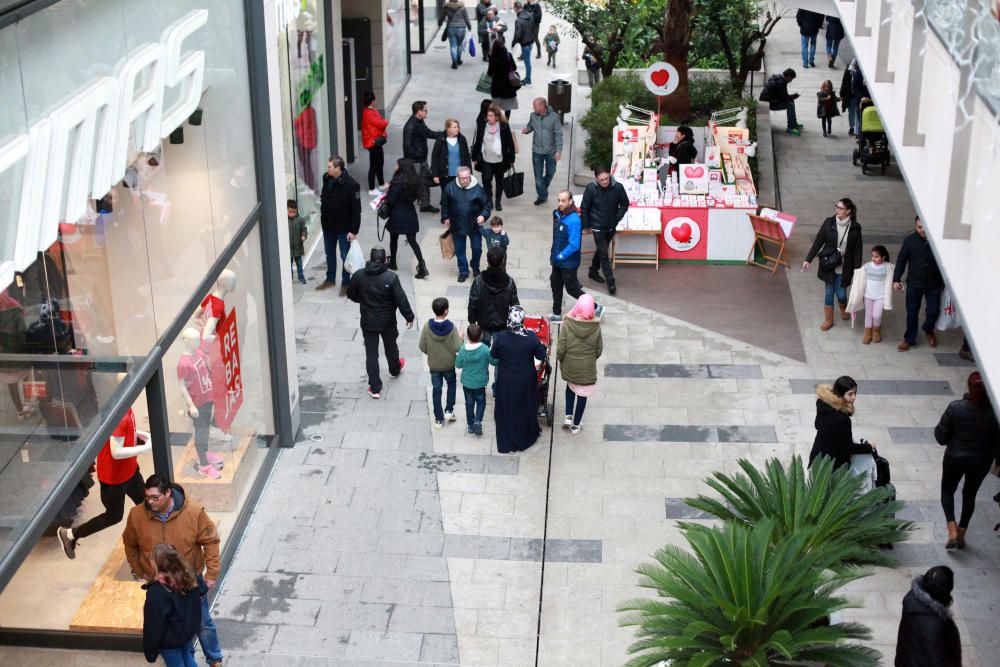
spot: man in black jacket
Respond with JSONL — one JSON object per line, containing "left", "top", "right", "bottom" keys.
{"left": 582, "top": 166, "right": 629, "bottom": 295}
{"left": 442, "top": 167, "right": 492, "bottom": 281}
{"left": 796, "top": 10, "right": 824, "bottom": 68}
{"left": 347, "top": 248, "right": 416, "bottom": 398}
{"left": 468, "top": 246, "right": 519, "bottom": 346}
{"left": 402, "top": 100, "right": 444, "bottom": 212}
{"left": 761, "top": 68, "right": 801, "bottom": 135}
{"left": 317, "top": 156, "right": 361, "bottom": 296}
{"left": 512, "top": 2, "right": 537, "bottom": 85}
{"left": 893, "top": 216, "right": 944, "bottom": 351}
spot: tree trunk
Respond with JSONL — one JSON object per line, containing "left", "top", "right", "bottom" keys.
{"left": 659, "top": 0, "right": 696, "bottom": 120}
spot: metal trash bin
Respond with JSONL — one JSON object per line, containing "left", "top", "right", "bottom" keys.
{"left": 547, "top": 79, "right": 572, "bottom": 121}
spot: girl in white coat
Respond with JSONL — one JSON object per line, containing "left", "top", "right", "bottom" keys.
{"left": 846, "top": 244, "right": 893, "bottom": 344}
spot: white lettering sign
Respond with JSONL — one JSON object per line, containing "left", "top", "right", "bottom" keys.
{"left": 0, "top": 10, "right": 208, "bottom": 289}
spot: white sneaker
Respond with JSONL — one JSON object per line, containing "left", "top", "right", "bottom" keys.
{"left": 368, "top": 188, "right": 381, "bottom": 196}
{"left": 563, "top": 415, "right": 573, "bottom": 427}
{"left": 444, "top": 411, "right": 457, "bottom": 422}
{"left": 434, "top": 421, "right": 444, "bottom": 430}
{"left": 571, "top": 425, "right": 582, "bottom": 435}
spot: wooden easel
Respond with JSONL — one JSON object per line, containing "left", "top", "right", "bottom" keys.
{"left": 745, "top": 213, "right": 790, "bottom": 274}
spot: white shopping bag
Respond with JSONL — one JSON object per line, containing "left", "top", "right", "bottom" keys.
{"left": 935, "top": 287, "right": 961, "bottom": 331}
{"left": 849, "top": 453, "right": 877, "bottom": 493}
{"left": 344, "top": 239, "right": 365, "bottom": 275}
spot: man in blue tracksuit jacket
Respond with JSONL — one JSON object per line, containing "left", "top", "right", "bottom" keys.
{"left": 549, "top": 189, "right": 586, "bottom": 321}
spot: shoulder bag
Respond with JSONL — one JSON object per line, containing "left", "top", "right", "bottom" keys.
{"left": 818, "top": 221, "right": 848, "bottom": 271}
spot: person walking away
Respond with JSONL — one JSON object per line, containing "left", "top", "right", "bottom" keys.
{"left": 557, "top": 294, "right": 603, "bottom": 435}
{"left": 895, "top": 566, "right": 962, "bottom": 667}
{"left": 346, "top": 247, "right": 416, "bottom": 399}
{"left": 544, "top": 25, "right": 560, "bottom": 67}
{"left": 582, "top": 166, "right": 630, "bottom": 295}
{"left": 403, "top": 100, "right": 445, "bottom": 213}
{"left": 583, "top": 48, "right": 601, "bottom": 87}
{"left": 441, "top": 166, "right": 491, "bottom": 281}
{"left": 667, "top": 126, "right": 698, "bottom": 176}
{"left": 893, "top": 216, "right": 943, "bottom": 351}
{"left": 142, "top": 544, "right": 208, "bottom": 667}
{"left": 317, "top": 156, "right": 361, "bottom": 295}
{"left": 802, "top": 197, "right": 863, "bottom": 331}
{"left": 480, "top": 215, "right": 510, "bottom": 250}
{"left": 761, "top": 68, "right": 802, "bottom": 135}
{"left": 487, "top": 39, "right": 520, "bottom": 121}
{"left": 934, "top": 371, "right": 999, "bottom": 550}
{"left": 796, "top": 9, "right": 823, "bottom": 68}
{"left": 478, "top": 8, "right": 506, "bottom": 64}
{"left": 288, "top": 200, "right": 308, "bottom": 284}
{"left": 549, "top": 190, "right": 590, "bottom": 322}
{"left": 848, "top": 59, "right": 869, "bottom": 135}
{"left": 522, "top": 97, "right": 564, "bottom": 205}
{"left": 491, "top": 305, "right": 547, "bottom": 453}
{"left": 808, "top": 376, "right": 874, "bottom": 469}
{"left": 838, "top": 66, "right": 854, "bottom": 133}
{"left": 123, "top": 475, "right": 224, "bottom": 667}
{"left": 58, "top": 407, "right": 153, "bottom": 559}
{"left": 419, "top": 297, "right": 462, "bottom": 429}
{"left": 846, "top": 245, "right": 893, "bottom": 344}
{"left": 456, "top": 323, "right": 493, "bottom": 436}
{"left": 816, "top": 79, "right": 840, "bottom": 137}
{"left": 526, "top": 0, "right": 543, "bottom": 60}
{"left": 431, "top": 118, "right": 472, "bottom": 201}
{"left": 361, "top": 90, "right": 389, "bottom": 195}
{"left": 471, "top": 102, "right": 516, "bottom": 211}
{"left": 825, "top": 16, "right": 844, "bottom": 68}
{"left": 440, "top": 1, "right": 472, "bottom": 69}
{"left": 385, "top": 158, "right": 431, "bottom": 279}
{"left": 512, "top": 2, "right": 537, "bottom": 85}
{"left": 476, "top": 1, "right": 497, "bottom": 62}
{"left": 468, "top": 245, "right": 520, "bottom": 347}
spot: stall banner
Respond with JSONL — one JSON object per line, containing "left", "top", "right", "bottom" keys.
{"left": 660, "top": 209, "right": 708, "bottom": 260}
{"left": 213, "top": 307, "right": 243, "bottom": 432}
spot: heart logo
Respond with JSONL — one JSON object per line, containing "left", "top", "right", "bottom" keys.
{"left": 671, "top": 222, "right": 692, "bottom": 243}
{"left": 683, "top": 166, "right": 705, "bottom": 178}
{"left": 650, "top": 69, "right": 670, "bottom": 87}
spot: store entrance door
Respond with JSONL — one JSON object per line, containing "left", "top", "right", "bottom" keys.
{"left": 342, "top": 38, "right": 358, "bottom": 162}
{"left": 342, "top": 17, "right": 373, "bottom": 163}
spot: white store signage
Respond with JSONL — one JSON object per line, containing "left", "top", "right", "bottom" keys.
{"left": 0, "top": 10, "right": 208, "bottom": 289}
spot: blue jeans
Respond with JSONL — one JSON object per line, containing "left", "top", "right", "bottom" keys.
{"left": 162, "top": 642, "right": 198, "bottom": 667}
{"left": 291, "top": 256, "right": 304, "bottom": 281}
{"left": 452, "top": 230, "right": 482, "bottom": 277}
{"left": 824, "top": 273, "right": 847, "bottom": 307}
{"left": 904, "top": 286, "right": 941, "bottom": 345}
{"left": 783, "top": 100, "right": 798, "bottom": 131}
{"left": 431, "top": 370, "right": 457, "bottom": 423}
{"left": 532, "top": 152, "right": 557, "bottom": 201}
{"left": 196, "top": 595, "right": 224, "bottom": 663}
{"left": 826, "top": 38, "right": 841, "bottom": 61}
{"left": 463, "top": 386, "right": 486, "bottom": 427}
{"left": 801, "top": 34, "right": 817, "bottom": 66}
{"left": 447, "top": 27, "right": 466, "bottom": 65}
{"left": 565, "top": 385, "right": 588, "bottom": 427}
{"left": 521, "top": 42, "right": 532, "bottom": 82}
{"left": 323, "top": 231, "right": 351, "bottom": 285}
{"left": 848, "top": 98, "right": 859, "bottom": 132}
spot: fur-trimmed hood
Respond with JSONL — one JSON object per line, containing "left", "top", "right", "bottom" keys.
{"left": 816, "top": 384, "right": 854, "bottom": 416}
{"left": 903, "top": 576, "right": 953, "bottom": 621}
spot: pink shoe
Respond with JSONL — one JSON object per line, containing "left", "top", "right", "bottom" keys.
{"left": 196, "top": 464, "right": 222, "bottom": 479}
{"left": 205, "top": 451, "right": 225, "bottom": 469}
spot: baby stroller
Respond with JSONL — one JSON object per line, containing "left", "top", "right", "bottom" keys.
{"left": 852, "top": 105, "right": 890, "bottom": 175}
{"left": 523, "top": 315, "right": 554, "bottom": 426}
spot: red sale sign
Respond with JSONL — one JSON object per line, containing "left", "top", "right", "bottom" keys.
{"left": 212, "top": 307, "right": 243, "bottom": 432}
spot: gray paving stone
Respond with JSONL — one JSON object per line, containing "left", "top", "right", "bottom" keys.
{"left": 388, "top": 605, "right": 458, "bottom": 634}
{"left": 315, "top": 602, "right": 393, "bottom": 632}
{"left": 664, "top": 498, "right": 716, "bottom": 520}
{"left": 788, "top": 378, "right": 956, "bottom": 395}
{"left": 403, "top": 556, "right": 452, "bottom": 582}
{"left": 269, "top": 624, "right": 350, "bottom": 658}
{"left": 660, "top": 425, "right": 718, "bottom": 442}
{"left": 377, "top": 531, "right": 446, "bottom": 556}
{"left": 603, "top": 363, "right": 762, "bottom": 379}
{"left": 446, "top": 284, "right": 550, "bottom": 300}
{"left": 934, "top": 352, "right": 976, "bottom": 367}
{"left": 717, "top": 425, "right": 778, "bottom": 443}
{"left": 212, "top": 620, "right": 278, "bottom": 652}
{"left": 420, "top": 634, "right": 461, "bottom": 664}
{"left": 244, "top": 597, "right": 322, "bottom": 626}
{"left": 509, "top": 537, "right": 544, "bottom": 561}
{"left": 544, "top": 539, "right": 603, "bottom": 563}
{"left": 345, "top": 630, "right": 424, "bottom": 662}
{"left": 603, "top": 425, "right": 666, "bottom": 441}
{"left": 888, "top": 427, "right": 936, "bottom": 445}
{"left": 708, "top": 364, "right": 764, "bottom": 379}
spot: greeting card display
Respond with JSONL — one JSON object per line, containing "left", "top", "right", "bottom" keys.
{"left": 679, "top": 164, "right": 709, "bottom": 195}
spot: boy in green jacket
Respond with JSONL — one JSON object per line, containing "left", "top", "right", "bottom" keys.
{"left": 288, "top": 199, "right": 308, "bottom": 284}
{"left": 455, "top": 323, "right": 494, "bottom": 436}
{"left": 419, "top": 297, "right": 462, "bottom": 429}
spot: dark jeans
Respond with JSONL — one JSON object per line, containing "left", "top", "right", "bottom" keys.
{"left": 826, "top": 38, "right": 841, "bottom": 60}
{"left": 389, "top": 232, "right": 426, "bottom": 268}
{"left": 941, "top": 455, "right": 992, "bottom": 528}
{"left": 73, "top": 468, "right": 144, "bottom": 539}
{"left": 589, "top": 230, "right": 615, "bottom": 286}
{"left": 431, "top": 370, "right": 457, "bottom": 422}
{"left": 821, "top": 116, "right": 832, "bottom": 134}
{"left": 323, "top": 230, "right": 351, "bottom": 285}
{"left": 463, "top": 386, "right": 486, "bottom": 426}
{"left": 904, "top": 285, "right": 941, "bottom": 345}
{"left": 291, "top": 256, "right": 304, "bottom": 281}
{"left": 848, "top": 98, "right": 859, "bottom": 132}
{"left": 801, "top": 34, "right": 817, "bottom": 65}
{"left": 161, "top": 643, "right": 197, "bottom": 667}
{"left": 550, "top": 266, "right": 584, "bottom": 315}
{"left": 453, "top": 230, "right": 482, "bottom": 277}
{"left": 480, "top": 161, "right": 505, "bottom": 205}
{"left": 363, "top": 328, "right": 401, "bottom": 393}
{"left": 521, "top": 42, "right": 532, "bottom": 82}
{"left": 565, "top": 385, "right": 588, "bottom": 426}
{"left": 824, "top": 273, "right": 847, "bottom": 306}
{"left": 368, "top": 144, "right": 385, "bottom": 189}
{"left": 532, "top": 152, "right": 557, "bottom": 201}
{"left": 192, "top": 402, "right": 213, "bottom": 467}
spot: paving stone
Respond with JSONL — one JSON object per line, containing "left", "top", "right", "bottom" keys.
{"left": 389, "top": 605, "right": 458, "bottom": 634}
{"left": 788, "top": 378, "right": 955, "bottom": 395}
{"left": 664, "top": 498, "right": 715, "bottom": 520}
{"left": 420, "top": 634, "right": 461, "bottom": 664}
{"left": 315, "top": 602, "right": 393, "bottom": 632}
{"left": 345, "top": 630, "right": 424, "bottom": 662}
{"left": 888, "top": 426, "right": 936, "bottom": 444}
{"left": 717, "top": 425, "right": 778, "bottom": 443}
{"left": 544, "top": 539, "right": 602, "bottom": 563}
{"left": 934, "top": 352, "right": 976, "bottom": 367}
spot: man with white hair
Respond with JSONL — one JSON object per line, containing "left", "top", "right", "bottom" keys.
{"left": 441, "top": 166, "right": 493, "bottom": 281}
{"left": 522, "top": 97, "right": 563, "bottom": 205}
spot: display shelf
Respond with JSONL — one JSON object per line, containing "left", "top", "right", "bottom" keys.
{"left": 68, "top": 542, "right": 143, "bottom": 634}
{"left": 174, "top": 428, "right": 255, "bottom": 512}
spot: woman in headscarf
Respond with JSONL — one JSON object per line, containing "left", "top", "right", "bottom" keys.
{"left": 557, "top": 294, "right": 603, "bottom": 435}
{"left": 490, "top": 305, "right": 546, "bottom": 453}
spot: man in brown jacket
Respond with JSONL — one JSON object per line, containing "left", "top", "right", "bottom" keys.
{"left": 123, "top": 474, "right": 224, "bottom": 666}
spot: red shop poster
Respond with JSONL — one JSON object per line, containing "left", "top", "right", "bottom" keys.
{"left": 659, "top": 208, "right": 708, "bottom": 260}
{"left": 213, "top": 308, "right": 243, "bottom": 432}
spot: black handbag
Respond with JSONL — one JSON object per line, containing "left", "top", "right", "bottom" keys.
{"left": 373, "top": 136, "right": 387, "bottom": 147}
{"left": 501, "top": 168, "right": 524, "bottom": 198}
{"left": 817, "top": 247, "right": 842, "bottom": 271}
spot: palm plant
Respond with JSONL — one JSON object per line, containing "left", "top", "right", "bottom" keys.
{"left": 684, "top": 456, "right": 912, "bottom": 567}
{"left": 618, "top": 520, "right": 881, "bottom": 667}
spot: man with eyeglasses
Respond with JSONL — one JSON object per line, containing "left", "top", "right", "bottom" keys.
{"left": 123, "top": 474, "right": 224, "bottom": 667}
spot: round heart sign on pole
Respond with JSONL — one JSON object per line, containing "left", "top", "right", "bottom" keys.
{"left": 644, "top": 62, "right": 679, "bottom": 96}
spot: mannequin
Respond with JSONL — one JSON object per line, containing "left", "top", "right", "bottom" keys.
{"left": 57, "top": 396, "right": 153, "bottom": 559}
{"left": 197, "top": 269, "right": 237, "bottom": 342}
{"left": 177, "top": 327, "right": 225, "bottom": 479}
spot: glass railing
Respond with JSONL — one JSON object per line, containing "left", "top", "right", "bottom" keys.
{"left": 925, "top": 0, "right": 1000, "bottom": 111}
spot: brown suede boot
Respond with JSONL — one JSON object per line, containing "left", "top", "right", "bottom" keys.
{"left": 820, "top": 306, "right": 835, "bottom": 331}
{"left": 956, "top": 527, "right": 966, "bottom": 549}
{"left": 862, "top": 327, "right": 873, "bottom": 344}
{"left": 946, "top": 521, "right": 960, "bottom": 549}
{"left": 838, "top": 302, "right": 849, "bottom": 320}
{"left": 872, "top": 326, "right": 882, "bottom": 343}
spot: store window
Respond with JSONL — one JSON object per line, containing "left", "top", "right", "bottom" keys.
{"left": 385, "top": 0, "right": 411, "bottom": 105}
{"left": 409, "top": 0, "right": 443, "bottom": 54}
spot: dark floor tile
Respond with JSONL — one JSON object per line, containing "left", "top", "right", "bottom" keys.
{"left": 888, "top": 427, "right": 936, "bottom": 445}
{"left": 789, "top": 379, "right": 955, "bottom": 395}
{"left": 654, "top": 364, "right": 708, "bottom": 378}
{"left": 664, "top": 498, "right": 715, "bottom": 520}
{"left": 544, "top": 538, "right": 602, "bottom": 563}
{"left": 708, "top": 364, "right": 763, "bottom": 379}
{"left": 934, "top": 352, "right": 976, "bottom": 367}
{"left": 604, "top": 363, "right": 657, "bottom": 378}
{"left": 717, "top": 425, "right": 777, "bottom": 443}
{"left": 659, "top": 425, "right": 717, "bottom": 442}
{"left": 603, "top": 425, "right": 663, "bottom": 441}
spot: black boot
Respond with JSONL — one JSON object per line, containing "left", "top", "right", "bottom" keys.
{"left": 387, "top": 256, "right": 398, "bottom": 271}
{"left": 494, "top": 197, "right": 502, "bottom": 212}
{"left": 415, "top": 263, "right": 429, "bottom": 279}
{"left": 588, "top": 269, "right": 605, "bottom": 284}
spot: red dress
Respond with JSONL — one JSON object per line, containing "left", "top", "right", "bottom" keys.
{"left": 361, "top": 107, "right": 389, "bottom": 150}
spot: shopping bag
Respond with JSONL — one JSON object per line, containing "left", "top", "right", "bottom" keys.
{"left": 476, "top": 72, "right": 493, "bottom": 94}
{"left": 344, "top": 239, "right": 365, "bottom": 274}
{"left": 935, "top": 287, "right": 960, "bottom": 330}
{"left": 849, "top": 453, "right": 876, "bottom": 493}
{"left": 501, "top": 168, "right": 524, "bottom": 199}
{"left": 439, "top": 229, "right": 455, "bottom": 260}
{"left": 469, "top": 35, "right": 476, "bottom": 58}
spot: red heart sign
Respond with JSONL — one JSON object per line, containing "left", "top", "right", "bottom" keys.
{"left": 671, "top": 222, "right": 692, "bottom": 243}
{"left": 650, "top": 69, "right": 670, "bottom": 87}
{"left": 683, "top": 166, "right": 705, "bottom": 178}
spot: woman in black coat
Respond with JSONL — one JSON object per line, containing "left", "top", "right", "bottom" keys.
{"left": 935, "top": 371, "right": 1000, "bottom": 549}
{"left": 802, "top": 197, "right": 863, "bottom": 331}
{"left": 386, "top": 158, "right": 430, "bottom": 279}
{"left": 895, "top": 566, "right": 962, "bottom": 667}
{"left": 471, "top": 103, "right": 516, "bottom": 210}
{"left": 430, "top": 118, "right": 472, "bottom": 192}
{"left": 824, "top": 16, "right": 845, "bottom": 68}
{"left": 487, "top": 38, "right": 519, "bottom": 118}
{"left": 491, "top": 305, "right": 546, "bottom": 453}
{"left": 808, "top": 375, "right": 873, "bottom": 469}
{"left": 142, "top": 544, "right": 207, "bottom": 666}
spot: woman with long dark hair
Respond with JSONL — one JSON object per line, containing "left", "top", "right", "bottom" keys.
{"left": 386, "top": 158, "right": 430, "bottom": 279}
{"left": 471, "top": 103, "right": 515, "bottom": 211}
{"left": 802, "top": 197, "right": 863, "bottom": 331}
{"left": 361, "top": 90, "right": 389, "bottom": 195}
{"left": 935, "top": 371, "right": 1000, "bottom": 550}
{"left": 895, "top": 565, "right": 962, "bottom": 666}
{"left": 142, "top": 544, "right": 207, "bottom": 667}
{"left": 808, "top": 375, "right": 873, "bottom": 469}
{"left": 487, "top": 37, "right": 519, "bottom": 119}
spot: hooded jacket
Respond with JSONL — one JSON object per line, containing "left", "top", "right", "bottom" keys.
{"left": 934, "top": 394, "right": 1000, "bottom": 462}
{"left": 892, "top": 231, "right": 943, "bottom": 290}
{"left": 580, "top": 179, "right": 630, "bottom": 232}
{"left": 142, "top": 575, "right": 208, "bottom": 663}
{"left": 441, "top": 175, "right": 492, "bottom": 235}
{"left": 513, "top": 8, "right": 538, "bottom": 46}
{"left": 551, "top": 206, "right": 582, "bottom": 269}
{"left": 431, "top": 133, "right": 472, "bottom": 180}
{"left": 440, "top": 1, "right": 472, "bottom": 30}
{"left": 346, "top": 260, "right": 415, "bottom": 332}
{"left": 468, "top": 267, "right": 519, "bottom": 332}
{"left": 455, "top": 342, "right": 493, "bottom": 389}
{"left": 894, "top": 576, "right": 962, "bottom": 667}
{"left": 557, "top": 316, "right": 603, "bottom": 385}
{"left": 808, "top": 384, "right": 871, "bottom": 469}
{"left": 419, "top": 319, "right": 461, "bottom": 372}
{"left": 320, "top": 170, "right": 362, "bottom": 235}
{"left": 123, "top": 485, "right": 221, "bottom": 582}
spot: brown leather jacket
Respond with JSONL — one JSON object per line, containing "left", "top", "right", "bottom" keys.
{"left": 123, "top": 485, "right": 221, "bottom": 581}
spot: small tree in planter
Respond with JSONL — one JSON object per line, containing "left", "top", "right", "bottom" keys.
{"left": 547, "top": 0, "right": 662, "bottom": 77}
{"left": 691, "top": 0, "right": 784, "bottom": 93}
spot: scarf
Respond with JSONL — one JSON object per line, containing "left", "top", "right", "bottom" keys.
{"left": 486, "top": 122, "right": 501, "bottom": 155}
{"left": 567, "top": 294, "right": 596, "bottom": 320}
{"left": 507, "top": 305, "right": 528, "bottom": 336}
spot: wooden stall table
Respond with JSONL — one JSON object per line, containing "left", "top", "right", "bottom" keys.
{"left": 612, "top": 229, "right": 661, "bottom": 269}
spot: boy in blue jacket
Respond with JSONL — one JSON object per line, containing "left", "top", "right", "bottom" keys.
{"left": 550, "top": 190, "right": 602, "bottom": 321}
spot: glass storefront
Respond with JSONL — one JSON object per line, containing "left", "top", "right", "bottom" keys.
{"left": 409, "top": 0, "right": 444, "bottom": 54}
{"left": 386, "top": 0, "right": 411, "bottom": 106}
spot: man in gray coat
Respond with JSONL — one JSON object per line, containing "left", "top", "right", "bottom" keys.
{"left": 521, "top": 97, "right": 564, "bottom": 205}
